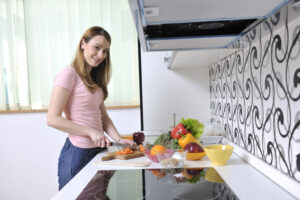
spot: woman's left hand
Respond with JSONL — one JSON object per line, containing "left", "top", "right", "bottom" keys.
{"left": 118, "top": 138, "right": 134, "bottom": 145}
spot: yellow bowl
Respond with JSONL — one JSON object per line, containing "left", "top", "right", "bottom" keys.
{"left": 204, "top": 145, "right": 233, "bottom": 166}
{"left": 186, "top": 152, "right": 206, "bottom": 161}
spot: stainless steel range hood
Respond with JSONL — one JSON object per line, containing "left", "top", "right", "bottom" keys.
{"left": 128, "top": 0, "right": 291, "bottom": 51}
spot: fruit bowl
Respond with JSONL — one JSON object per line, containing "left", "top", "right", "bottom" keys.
{"left": 144, "top": 149, "right": 174, "bottom": 162}
{"left": 204, "top": 144, "right": 233, "bottom": 166}
{"left": 186, "top": 152, "right": 205, "bottom": 161}
{"left": 184, "top": 142, "right": 205, "bottom": 161}
{"left": 157, "top": 150, "right": 185, "bottom": 168}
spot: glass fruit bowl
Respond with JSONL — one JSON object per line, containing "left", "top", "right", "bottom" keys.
{"left": 157, "top": 150, "right": 186, "bottom": 168}
{"left": 144, "top": 149, "right": 174, "bottom": 162}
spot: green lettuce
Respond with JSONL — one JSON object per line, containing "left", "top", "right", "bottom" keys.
{"left": 179, "top": 118, "right": 204, "bottom": 139}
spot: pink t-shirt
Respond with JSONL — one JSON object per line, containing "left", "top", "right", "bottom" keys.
{"left": 54, "top": 66, "right": 104, "bottom": 148}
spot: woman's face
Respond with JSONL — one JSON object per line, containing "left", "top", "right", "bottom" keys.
{"left": 81, "top": 35, "right": 110, "bottom": 70}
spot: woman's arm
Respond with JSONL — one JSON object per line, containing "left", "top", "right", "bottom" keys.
{"left": 47, "top": 86, "right": 108, "bottom": 147}
{"left": 100, "top": 103, "right": 134, "bottom": 145}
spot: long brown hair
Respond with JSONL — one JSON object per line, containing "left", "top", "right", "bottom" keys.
{"left": 72, "top": 26, "right": 111, "bottom": 100}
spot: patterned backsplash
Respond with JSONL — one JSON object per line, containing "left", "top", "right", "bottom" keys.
{"left": 210, "top": 2, "right": 300, "bottom": 182}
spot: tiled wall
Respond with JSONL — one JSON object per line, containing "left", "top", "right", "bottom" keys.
{"left": 210, "top": 2, "right": 300, "bottom": 182}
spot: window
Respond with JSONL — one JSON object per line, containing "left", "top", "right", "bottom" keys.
{"left": 0, "top": 0, "right": 139, "bottom": 111}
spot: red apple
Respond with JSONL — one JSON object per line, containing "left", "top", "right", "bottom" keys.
{"left": 184, "top": 142, "right": 204, "bottom": 153}
{"left": 133, "top": 131, "right": 145, "bottom": 145}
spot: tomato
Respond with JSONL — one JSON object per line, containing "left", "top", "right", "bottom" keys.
{"left": 171, "top": 123, "right": 188, "bottom": 139}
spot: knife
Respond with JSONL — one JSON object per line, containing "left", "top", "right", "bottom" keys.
{"left": 110, "top": 142, "right": 138, "bottom": 150}
{"left": 103, "top": 132, "right": 138, "bottom": 150}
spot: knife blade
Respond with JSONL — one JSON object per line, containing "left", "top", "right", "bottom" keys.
{"left": 110, "top": 142, "right": 138, "bottom": 150}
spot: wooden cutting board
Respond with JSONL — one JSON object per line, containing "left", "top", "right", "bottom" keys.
{"left": 101, "top": 150, "right": 144, "bottom": 161}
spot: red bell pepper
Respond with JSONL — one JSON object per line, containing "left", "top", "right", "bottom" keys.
{"left": 171, "top": 123, "right": 188, "bottom": 139}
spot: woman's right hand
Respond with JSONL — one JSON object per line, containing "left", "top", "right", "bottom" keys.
{"left": 89, "top": 128, "right": 110, "bottom": 148}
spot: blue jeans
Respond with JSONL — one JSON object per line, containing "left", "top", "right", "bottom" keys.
{"left": 58, "top": 138, "right": 106, "bottom": 190}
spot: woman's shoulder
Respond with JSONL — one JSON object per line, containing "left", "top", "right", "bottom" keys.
{"left": 54, "top": 65, "right": 78, "bottom": 90}
{"left": 56, "top": 65, "right": 79, "bottom": 80}
{"left": 59, "top": 65, "right": 77, "bottom": 76}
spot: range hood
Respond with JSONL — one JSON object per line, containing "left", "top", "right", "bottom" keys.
{"left": 128, "top": 0, "right": 291, "bottom": 51}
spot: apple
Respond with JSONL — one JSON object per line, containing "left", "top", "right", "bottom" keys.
{"left": 184, "top": 142, "right": 204, "bottom": 153}
{"left": 133, "top": 131, "right": 145, "bottom": 145}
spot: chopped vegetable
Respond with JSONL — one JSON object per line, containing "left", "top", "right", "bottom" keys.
{"left": 179, "top": 118, "right": 204, "bottom": 139}
{"left": 116, "top": 147, "right": 133, "bottom": 155}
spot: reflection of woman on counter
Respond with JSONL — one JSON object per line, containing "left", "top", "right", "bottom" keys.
{"left": 76, "top": 170, "right": 115, "bottom": 200}
{"left": 47, "top": 26, "right": 133, "bottom": 190}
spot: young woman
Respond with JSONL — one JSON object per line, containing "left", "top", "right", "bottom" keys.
{"left": 47, "top": 26, "right": 133, "bottom": 190}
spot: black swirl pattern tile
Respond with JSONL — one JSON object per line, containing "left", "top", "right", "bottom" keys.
{"left": 210, "top": 2, "right": 300, "bottom": 182}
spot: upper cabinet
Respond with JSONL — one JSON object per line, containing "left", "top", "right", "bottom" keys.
{"left": 165, "top": 49, "right": 238, "bottom": 69}
{"left": 128, "top": 0, "right": 291, "bottom": 51}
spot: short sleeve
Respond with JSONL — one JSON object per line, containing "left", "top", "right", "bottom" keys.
{"left": 54, "top": 66, "right": 77, "bottom": 91}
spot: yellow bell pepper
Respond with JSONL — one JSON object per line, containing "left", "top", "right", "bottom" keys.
{"left": 178, "top": 133, "right": 197, "bottom": 149}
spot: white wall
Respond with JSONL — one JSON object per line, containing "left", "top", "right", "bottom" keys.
{"left": 141, "top": 51, "right": 211, "bottom": 132}
{"left": 0, "top": 109, "right": 140, "bottom": 200}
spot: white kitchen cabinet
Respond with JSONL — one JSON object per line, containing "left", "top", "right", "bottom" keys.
{"left": 165, "top": 49, "right": 239, "bottom": 69}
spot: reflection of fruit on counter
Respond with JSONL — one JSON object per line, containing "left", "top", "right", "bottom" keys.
{"left": 149, "top": 168, "right": 205, "bottom": 184}
{"left": 151, "top": 169, "right": 166, "bottom": 178}
{"left": 181, "top": 168, "right": 205, "bottom": 183}
{"left": 182, "top": 169, "right": 193, "bottom": 179}
{"left": 186, "top": 168, "right": 203, "bottom": 175}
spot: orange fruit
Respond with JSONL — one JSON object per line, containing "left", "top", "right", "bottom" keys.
{"left": 151, "top": 170, "right": 166, "bottom": 178}
{"left": 150, "top": 145, "right": 166, "bottom": 155}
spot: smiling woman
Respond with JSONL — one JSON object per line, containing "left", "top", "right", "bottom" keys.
{"left": 0, "top": 0, "right": 139, "bottom": 112}
{"left": 47, "top": 25, "right": 136, "bottom": 190}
